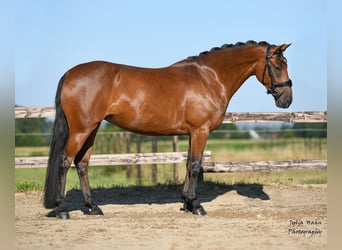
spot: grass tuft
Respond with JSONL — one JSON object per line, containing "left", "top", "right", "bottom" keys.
{"left": 16, "top": 182, "right": 43, "bottom": 192}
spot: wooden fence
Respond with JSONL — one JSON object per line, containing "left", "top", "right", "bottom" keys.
{"left": 15, "top": 151, "right": 213, "bottom": 169}
{"left": 15, "top": 107, "right": 327, "bottom": 174}
{"left": 15, "top": 106, "right": 327, "bottom": 123}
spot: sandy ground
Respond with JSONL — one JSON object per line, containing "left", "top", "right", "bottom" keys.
{"left": 15, "top": 183, "right": 327, "bottom": 250}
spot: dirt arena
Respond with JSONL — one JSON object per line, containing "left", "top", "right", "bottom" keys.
{"left": 15, "top": 183, "right": 327, "bottom": 250}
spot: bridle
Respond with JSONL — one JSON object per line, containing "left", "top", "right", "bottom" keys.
{"left": 262, "top": 45, "right": 292, "bottom": 96}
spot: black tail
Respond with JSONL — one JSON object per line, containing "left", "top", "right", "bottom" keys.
{"left": 44, "top": 74, "right": 69, "bottom": 208}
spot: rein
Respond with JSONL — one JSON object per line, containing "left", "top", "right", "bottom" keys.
{"left": 262, "top": 45, "right": 292, "bottom": 96}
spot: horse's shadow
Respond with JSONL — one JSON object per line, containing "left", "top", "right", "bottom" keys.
{"left": 62, "top": 182, "right": 270, "bottom": 214}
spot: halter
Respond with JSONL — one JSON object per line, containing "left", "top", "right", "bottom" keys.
{"left": 262, "top": 45, "right": 292, "bottom": 96}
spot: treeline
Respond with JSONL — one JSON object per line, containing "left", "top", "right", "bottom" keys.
{"left": 15, "top": 118, "right": 53, "bottom": 146}
{"left": 255, "top": 123, "right": 327, "bottom": 139}
{"left": 15, "top": 118, "right": 327, "bottom": 147}
{"left": 282, "top": 123, "right": 327, "bottom": 138}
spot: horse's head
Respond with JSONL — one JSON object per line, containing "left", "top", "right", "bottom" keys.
{"left": 255, "top": 44, "right": 293, "bottom": 109}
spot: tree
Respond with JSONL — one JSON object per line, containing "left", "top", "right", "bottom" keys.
{"left": 292, "top": 123, "right": 327, "bottom": 138}
{"left": 15, "top": 118, "right": 53, "bottom": 146}
{"left": 210, "top": 123, "right": 250, "bottom": 139}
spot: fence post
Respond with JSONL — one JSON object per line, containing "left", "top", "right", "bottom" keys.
{"left": 173, "top": 136, "right": 179, "bottom": 182}
{"left": 106, "top": 134, "right": 111, "bottom": 153}
{"left": 126, "top": 133, "right": 132, "bottom": 179}
{"left": 112, "top": 133, "right": 117, "bottom": 153}
{"left": 318, "top": 138, "right": 322, "bottom": 157}
{"left": 100, "top": 136, "right": 105, "bottom": 154}
{"left": 136, "top": 134, "right": 142, "bottom": 184}
{"left": 119, "top": 132, "right": 124, "bottom": 153}
{"left": 151, "top": 136, "right": 158, "bottom": 183}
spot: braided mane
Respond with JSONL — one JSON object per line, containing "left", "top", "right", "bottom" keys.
{"left": 183, "top": 40, "right": 272, "bottom": 61}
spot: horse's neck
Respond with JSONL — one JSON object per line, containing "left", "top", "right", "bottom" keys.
{"left": 203, "top": 47, "right": 261, "bottom": 96}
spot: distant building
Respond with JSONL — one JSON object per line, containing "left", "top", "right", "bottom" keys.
{"left": 249, "top": 129, "right": 261, "bottom": 140}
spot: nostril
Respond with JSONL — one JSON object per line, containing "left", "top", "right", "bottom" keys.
{"left": 272, "top": 90, "right": 279, "bottom": 96}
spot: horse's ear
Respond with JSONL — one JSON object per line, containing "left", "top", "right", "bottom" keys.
{"left": 279, "top": 43, "right": 292, "bottom": 52}
{"left": 272, "top": 43, "right": 291, "bottom": 56}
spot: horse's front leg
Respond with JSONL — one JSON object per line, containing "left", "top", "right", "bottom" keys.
{"left": 182, "top": 155, "right": 206, "bottom": 215}
{"left": 181, "top": 130, "right": 208, "bottom": 215}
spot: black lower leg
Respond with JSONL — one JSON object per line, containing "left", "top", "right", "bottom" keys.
{"left": 181, "top": 158, "right": 207, "bottom": 215}
{"left": 76, "top": 161, "right": 103, "bottom": 215}
{"left": 57, "top": 155, "right": 70, "bottom": 205}
{"left": 47, "top": 155, "right": 71, "bottom": 219}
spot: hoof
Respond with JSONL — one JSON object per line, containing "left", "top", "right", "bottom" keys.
{"left": 90, "top": 206, "right": 104, "bottom": 215}
{"left": 46, "top": 209, "right": 70, "bottom": 219}
{"left": 84, "top": 203, "right": 104, "bottom": 215}
{"left": 180, "top": 200, "right": 207, "bottom": 215}
{"left": 180, "top": 201, "right": 193, "bottom": 213}
{"left": 180, "top": 207, "right": 191, "bottom": 213}
{"left": 58, "top": 211, "right": 70, "bottom": 219}
{"left": 192, "top": 206, "right": 207, "bottom": 216}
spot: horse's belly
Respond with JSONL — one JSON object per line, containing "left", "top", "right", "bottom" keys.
{"left": 105, "top": 109, "right": 187, "bottom": 136}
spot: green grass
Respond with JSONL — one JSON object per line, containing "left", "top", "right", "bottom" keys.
{"left": 15, "top": 146, "right": 50, "bottom": 157}
{"left": 15, "top": 138, "right": 327, "bottom": 192}
{"left": 203, "top": 138, "right": 326, "bottom": 161}
{"left": 16, "top": 181, "right": 43, "bottom": 192}
{"left": 15, "top": 164, "right": 187, "bottom": 192}
{"left": 204, "top": 170, "right": 327, "bottom": 186}
{"left": 16, "top": 138, "right": 327, "bottom": 161}
{"left": 15, "top": 165, "right": 327, "bottom": 192}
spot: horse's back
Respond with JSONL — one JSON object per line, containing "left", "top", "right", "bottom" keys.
{"left": 60, "top": 60, "right": 225, "bottom": 135}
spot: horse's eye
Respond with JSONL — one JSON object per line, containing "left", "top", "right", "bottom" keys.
{"left": 274, "top": 65, "right": 281, "bottom": 71}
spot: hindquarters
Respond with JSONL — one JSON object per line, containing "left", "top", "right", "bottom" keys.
{"left": 44, "top": 63, "right": 111, "bottom": 213}
{"left": 57, "top": 62, "right": 116, "bottom": 164}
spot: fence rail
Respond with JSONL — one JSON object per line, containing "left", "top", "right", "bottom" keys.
{"left": 15, "top": 107, "right": 327, "bottom": 173}
{"left": 15, "top": 152, "right": 327, "bottom": 172}
{"left": 15, "top": 107, "right": 327, "bottom": 123}
{"left": 203, "top": 159, "right": 327, "bottom": 172}
{"left": 15, "top": 151, "right": 212, "bottom": 169}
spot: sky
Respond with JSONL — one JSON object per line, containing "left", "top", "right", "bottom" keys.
{"left": 14, "top": 0, "right": 327, "bottom": 112}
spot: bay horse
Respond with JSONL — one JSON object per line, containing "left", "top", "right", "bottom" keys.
{"left": 44, "top": 40, "right": 292, "bottom": 218}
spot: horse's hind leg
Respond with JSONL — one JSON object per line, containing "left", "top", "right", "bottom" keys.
{"left": 46, "top": 152, "right": 72, "bottom": 218}
{"left": 74, "top": 125, "right": 103, "bottom": 215}
{"left": 47, "top": 129, "right": 95, "bottom": 218}
{"left": 50, "top": 127, "right": 99, "bottom": 218}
